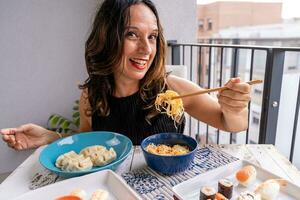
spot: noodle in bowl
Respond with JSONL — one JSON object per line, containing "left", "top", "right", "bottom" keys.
{"left": 141, "top": 133, "right": 198, "bottom": 174}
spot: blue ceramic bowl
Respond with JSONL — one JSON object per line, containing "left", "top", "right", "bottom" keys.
{"left": 141, "top": 133, "right": 198, "bottom": 174}
{"left": 39, "top": 131, "right": 132, "bottom": 178}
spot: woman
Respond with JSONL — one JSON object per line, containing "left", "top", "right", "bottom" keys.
{"left": 1, "top": 0, "right": 251, "bottom": 149}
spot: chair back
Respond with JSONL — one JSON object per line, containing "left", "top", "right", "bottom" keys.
{"left": 165, "top": 65, "right": 187, "bottom": 79}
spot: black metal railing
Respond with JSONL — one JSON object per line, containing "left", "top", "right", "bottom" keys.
{"left": 167, "top": 40, "right": 300, "bottom": 163}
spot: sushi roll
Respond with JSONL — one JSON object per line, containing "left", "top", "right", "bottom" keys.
{"left": 254, "top": 179, "right": 286, "bottom": 200}
{"left": 218, "top": 179, "right": 233, "bottom": 199}
{"left": 236, "top": 165, "right": 257, "bottom": 187}
{"left": 237, "top": 191, "right": 261, "bottom": 200}
{"left": 200, "top": 186, "right": 216, "bottom": 200}
{"left": 215, "top": 192, "right": 228, "bottom": 200}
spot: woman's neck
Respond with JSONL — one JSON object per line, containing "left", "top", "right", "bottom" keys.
{"left": 113, "top": 79, "right": 139, "bottom": 97}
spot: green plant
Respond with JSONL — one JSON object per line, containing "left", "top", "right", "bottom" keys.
{"left": 47, "top": 100, "right": 80, "bottom": 133}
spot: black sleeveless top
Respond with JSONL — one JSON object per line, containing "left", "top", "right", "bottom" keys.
{"left": 92, "top": 92, "right": 185, "bottom": 145}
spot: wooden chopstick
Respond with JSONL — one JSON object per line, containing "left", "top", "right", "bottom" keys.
{"left": 171, "top": 79, "right": 263, "bottom": 100}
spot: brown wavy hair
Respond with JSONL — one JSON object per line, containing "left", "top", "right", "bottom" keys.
{"left": 80, "top": 0, "right": 166, "bottom": 124}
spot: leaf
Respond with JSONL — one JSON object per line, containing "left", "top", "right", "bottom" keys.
{"left": 74, "top": 117, "right": 80, "bottom": 127}
{"left": 47, "top": 114, "right": 55, "bottom": 122}
{"left": 61, "top": 120, "right": 71, "bottom": 129}
{"left": 73, "top": 105, "right": 79, "bottom": 111}
{"left": 49, "top": 115, "right": 60, "bottom": 127}
{"left": 72, "top": 112, "right": 80, "bottom": 118}
{"left": 46, "top": 99, "right": 80, "bottom": 131}
{"left": 57, "top": 118, "right": 65, "bottom": 125}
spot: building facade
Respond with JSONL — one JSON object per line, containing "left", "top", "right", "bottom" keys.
{"left": 197, "top": 1, "right": 282, "bottom": 39}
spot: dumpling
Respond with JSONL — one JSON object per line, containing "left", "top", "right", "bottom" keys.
{"left": 90, "top": 189, "right": 109, "bottom": 200}
{"left": 55, "top": 151, "right": 78, "bottom": 169}
{"left": 80, "top": 146, "right": 117, "bottom": 167}
{"left": 104, "top": 148, "right": 117, "bottom": 160}
{"left": 55, "top": 151, "right": 93, "bottom": 172}
{"left": 80, "top": 145, "right": 106, "bottom": 157}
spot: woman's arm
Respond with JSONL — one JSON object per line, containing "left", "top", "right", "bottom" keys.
{"left": 79, "top": 89, "right": 92, "bottom": 132}
{"left": 166, "top": 75, "right": 250, "bottom": 132}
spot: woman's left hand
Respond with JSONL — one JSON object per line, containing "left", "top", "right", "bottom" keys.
{"left": 218, "top": 77, "right": 251, "bottom": 114}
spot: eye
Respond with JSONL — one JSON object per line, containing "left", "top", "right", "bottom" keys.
{"left": 149, "top": 34, "right": 158, "bottom": 40}
{"left": 126, "top": 31, "right": 138, "bottom": 39}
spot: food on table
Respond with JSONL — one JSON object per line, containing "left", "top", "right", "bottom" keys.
{"left": 56, "top": 188, "right": 109, "bottom": 200}
{"left": 237, "top": 191, "right": 261, "bottom": 200}
{"left": 200, "top": 186, "right": 216, "bottom": 200}
{"left": 236, "top": 165, "right": 257, "bottom": 187}
{"left": 55, "top": 145, "right": 117, "bottom": 172}
{"left": 90, "top": 189, "right": 109, "bottom": 200}
{"left": 215, "top": 192, "right": 228, "bottom": 200}
{"left": 254, "top": 179, "right": 286, "bottom": 200}
{"left": 55, "top": 195, "right": 82, "bottom": 200}
{"left": 218, "top": 178, "right": 233, "bottom": 199}
{"left": 55, "top": 151, "right": 93, "bottom": 172}
{"left": 145, "top": 143, "right": 190, "bottom": 156}
{"left": 155, "top": 90, "right": 184, "bottom": 124}
{"left": 69, "top": 188, "right": 87, "bottom": 199}
{"left": 56, "top": 189, "right": 86, "bottom": 200}
{"left": 80, "top": 145, "right": 117, "bottom": 166}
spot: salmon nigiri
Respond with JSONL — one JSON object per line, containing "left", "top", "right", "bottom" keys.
{"left": 55, "top": 195, "right": 82, "bottom": 200}
{"left": 236, "top": 165, "right": 257, "bottom": 187}
{"left": 56, "top": 188, "right": 86, "bottom": 200}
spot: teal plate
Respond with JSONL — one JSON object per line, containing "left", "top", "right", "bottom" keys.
{"left": 39, "top": 131, "right": 133, "bottom": 178}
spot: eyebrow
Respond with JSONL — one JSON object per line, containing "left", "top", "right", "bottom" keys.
{"left": 125, "top": 26, "right": 158, "bottom": 32}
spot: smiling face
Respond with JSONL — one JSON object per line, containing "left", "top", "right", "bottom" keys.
{"left": 114, "top": 3, "right": 158, "bottom": 86}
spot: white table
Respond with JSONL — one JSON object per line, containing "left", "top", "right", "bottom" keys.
{"left": 1, "top": 144, "right": 299, "bottom": 199}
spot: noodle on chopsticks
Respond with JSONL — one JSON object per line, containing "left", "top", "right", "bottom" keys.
{"left": 155, "top": 90, "right": 184, "bottom": 125}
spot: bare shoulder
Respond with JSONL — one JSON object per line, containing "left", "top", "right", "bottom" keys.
{"left": 80, "top": 89, "right": 91, "bottom": 110}
{"left": 79, "top": 89, "right": 92, "bottom": 132}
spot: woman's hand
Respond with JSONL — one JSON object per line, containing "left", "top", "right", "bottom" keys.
{"left": 217, "top": 77, "right": 251, "bottom": 132}
{"left": 0, "top": 123, "right": 58, "bottom": 150}
{"left": 218, "top": 77, "right": 251, "bottom": 114}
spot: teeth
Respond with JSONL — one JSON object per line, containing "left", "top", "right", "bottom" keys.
{"left": 131, "top": 59, "right": 147, "bottom": 65}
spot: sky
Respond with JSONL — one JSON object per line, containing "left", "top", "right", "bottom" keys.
{"left": 197, "top": 0, "right": 300, "bottom": 19}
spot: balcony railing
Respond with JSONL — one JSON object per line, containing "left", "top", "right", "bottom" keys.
{"left": 167, "top": 40, "right": 300, "bottom": 163}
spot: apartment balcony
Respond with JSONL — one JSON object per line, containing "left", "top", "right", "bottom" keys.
{"left": 167, "top": 40, "right": 300, "bottom": 168}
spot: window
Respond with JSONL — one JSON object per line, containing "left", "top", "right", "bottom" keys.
{"left": 207, "top": 18, "right": 213, "bottom": 30}
{"left": 198, "top": 19, "right": 204, "bottom": 30}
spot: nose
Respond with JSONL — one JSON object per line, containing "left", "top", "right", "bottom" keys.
{"left": 138, "top": 37, "right": 152, "bottom": 55}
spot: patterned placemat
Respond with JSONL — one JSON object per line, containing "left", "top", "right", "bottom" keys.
{"left": 121, "top": 146, "right": 239, "bottom": 200}
{"left": 29, "top": 169, "right": 60, "bottom": 190}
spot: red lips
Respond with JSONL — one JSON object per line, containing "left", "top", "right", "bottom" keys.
{"left": 130, "top": 59, "right": 147, "bottom": 70}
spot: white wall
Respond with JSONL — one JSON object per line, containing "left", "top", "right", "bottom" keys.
{"left": 0, "top": 0, "right": 98, "bottom": 174}
{"left": 153, "top": 0, "right": 197, "bottom": 43}
{"left": 0, "top": 0, "right": 197, "bottom": 174}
